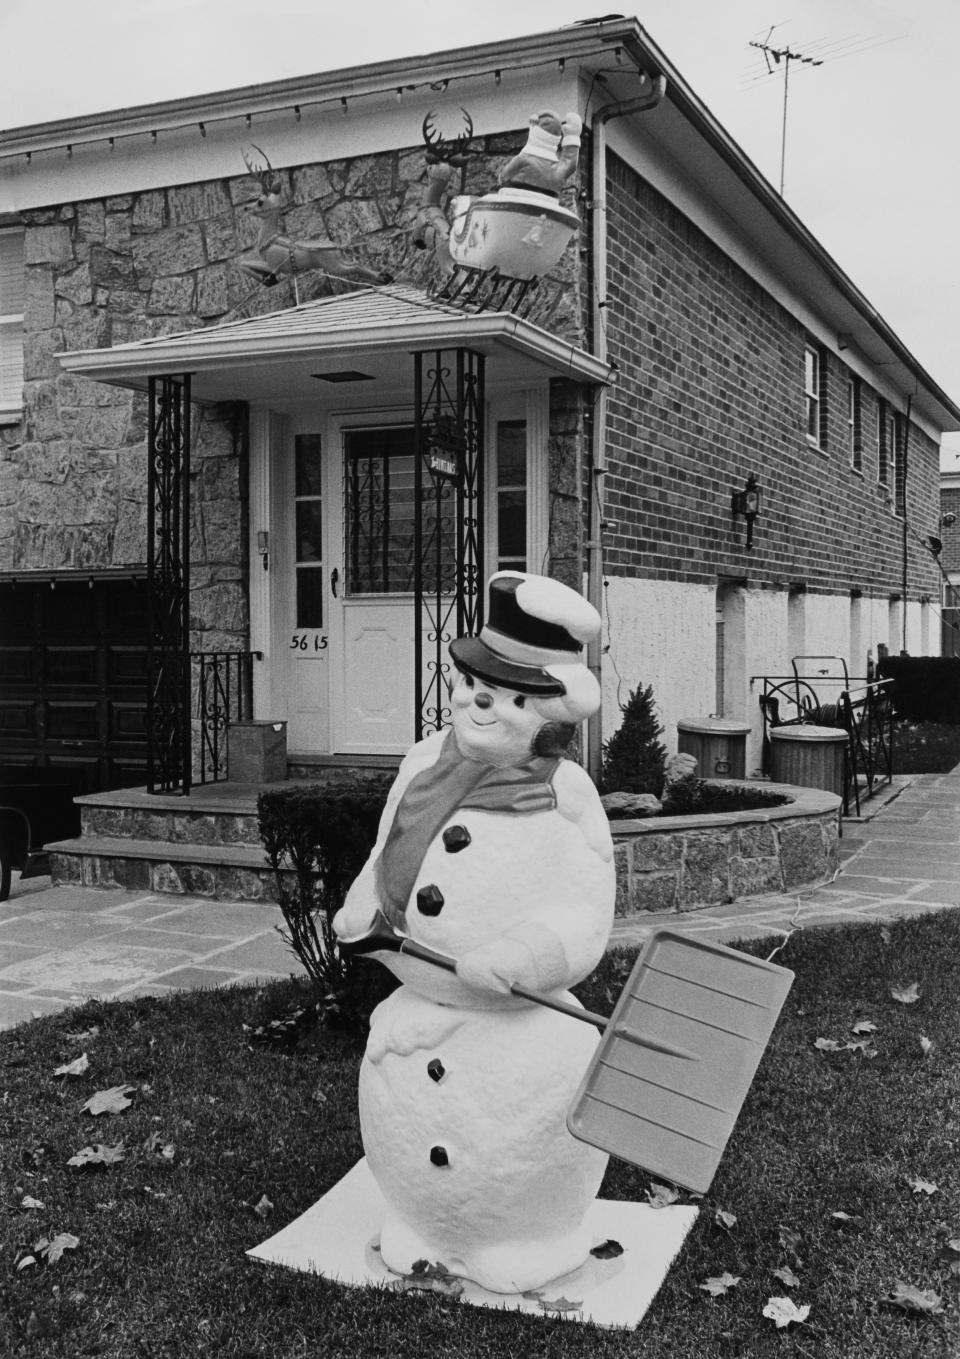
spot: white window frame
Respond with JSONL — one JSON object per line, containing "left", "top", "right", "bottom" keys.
{"left": 848, "top": 376, "right": 862, "bottom": 472}
{"left": 804, "top": 345, "right": 820, "bottom": 446}
{"left": 0, "top": 224, "right": 25, "bottom": 421}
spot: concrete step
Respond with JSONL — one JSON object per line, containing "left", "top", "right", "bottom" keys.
{"left": 47, "top": 834, "right": 277, "bottom": 902}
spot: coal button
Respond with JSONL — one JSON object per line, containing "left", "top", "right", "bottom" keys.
{"left": 442, "top": 824, "right": 472, "bottom": 853}
{"left": 417, "top": 884, "right": 444, "bottom": 916}
{"left": 427, "top": 1058, "right": 445, "bottom": 1083}
{"left": 430, "top": 1145, "right": 449, "bottom": 1167}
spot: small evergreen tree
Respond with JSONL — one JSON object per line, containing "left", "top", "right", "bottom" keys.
{"left": 600, "top": 684, "right": 668, "bottom": 796}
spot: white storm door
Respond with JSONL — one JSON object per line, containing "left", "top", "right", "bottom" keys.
{"left": 330, "top": 423, "right": 419, "bottom": 755}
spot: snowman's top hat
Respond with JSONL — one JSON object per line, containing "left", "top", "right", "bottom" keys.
{"left": 449, "top": 572, "right": 600, "bottom": 697}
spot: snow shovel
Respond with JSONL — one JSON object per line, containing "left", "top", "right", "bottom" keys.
{"left": 339, "top": 912, "right": 793, "bottom": 1195}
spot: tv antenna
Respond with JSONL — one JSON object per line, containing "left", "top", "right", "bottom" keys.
{"left": 749, "top": 28, "right": 823, "bottom": 196}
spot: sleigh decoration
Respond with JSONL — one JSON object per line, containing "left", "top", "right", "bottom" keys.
{"left": 413, "top": 106, "right": 582, "bottom": 316}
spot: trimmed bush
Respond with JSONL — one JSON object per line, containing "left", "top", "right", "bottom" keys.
{"left": 600, "top": 683, "right": 668, "bottom": 796}
{"left": 258, "top": 780, "right": 392, "bottom": 1029}
{"left": 878, "top": 656, "right": 960, "bottom": 724}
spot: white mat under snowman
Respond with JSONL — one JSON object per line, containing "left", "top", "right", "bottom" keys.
{"left": 248, "top": 1158, "right": 698, "bottom": 1330}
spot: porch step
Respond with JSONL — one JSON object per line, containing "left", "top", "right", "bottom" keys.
{"left": 48, "top": 835, "right": 276, "bottom": 902}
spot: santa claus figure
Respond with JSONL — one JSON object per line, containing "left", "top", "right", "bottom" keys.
{"left": 334, "top": 572, "right": 615, "bottom": 1294}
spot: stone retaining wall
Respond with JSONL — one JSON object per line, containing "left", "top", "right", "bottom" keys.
{"left": 611, "top": 782, "right": 840, "bottom": 916}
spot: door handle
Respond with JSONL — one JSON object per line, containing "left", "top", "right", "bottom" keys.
{"left": 330, "top": 567, "right": 339, "bottom": 598}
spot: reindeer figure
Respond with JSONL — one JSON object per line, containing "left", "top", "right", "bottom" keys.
{"left": 236, "top": 144, "right": 390, "bottom": 288}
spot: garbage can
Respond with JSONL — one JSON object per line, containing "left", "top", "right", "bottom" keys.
{"left": 227, "top": 721, "right": 287, "bottom": 784}
{"left": 677, "top": 718, "right": 751, "bottom": 779}
{"left": 769, "top": 725, "right": 847, "bottom": 797}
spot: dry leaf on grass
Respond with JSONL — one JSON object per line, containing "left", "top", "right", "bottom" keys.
{"left": 714, "top": 1209, "right": 738, "bottom": 1231}
{"left": 813, "top": 1037, "right": 842, "bottom": 1051}
{"left": 68, "top": 1142, "right": 125, "bottom": 1168}
{"left": 35, "top": 1233, "right": 79, "bottom": 1264}
{"left": 81, "top": 1085, "right": 135, "bottom": 1116}
{"left": 763, "top": 1296, "right": 811, "bottom": 1328}
{"left": 890, "top": 981, "right": 921, "bottom": 1005}
{"left": 772, "top": 1265, "right": 801, "bottom": 1287}
{"left": 142, "top": 1131, "right": 176, "bottom": 1161}
{"left": 700, "top": 1273, "right": 741, "bottom": 1296}
{"left": 20, "top": 1195, "right": 45, "bottom": 1210}
{"left": 646, "top": 1182, "right": 680, "bottom": 1209}
{"left": 920, "top": 1035, "right": 934, "bottom": 1058}
{"left": 882, "top": 1281, "right": 944, "bottom": 1315}
{"left": 851, "top": 1019, "right": 878, "bottom": 1035}
{"left": 53, "top": 1053, "right": 89, "bottom": 1078}
{"left": 937, "top": 1239, "right": 960, "bottom": 1275}
{"left": 906, "top": 1176, "right": 938, "bottom": 1196}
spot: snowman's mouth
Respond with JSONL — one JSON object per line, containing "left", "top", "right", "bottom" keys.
{"left": 469, "top": 715, "right": 496, "bottom": 727}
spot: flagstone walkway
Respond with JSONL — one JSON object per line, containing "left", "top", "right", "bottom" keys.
{"left": 1, "top": 772, "right": 958, "bottom": 1031}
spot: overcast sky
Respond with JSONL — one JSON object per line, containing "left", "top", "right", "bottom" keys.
{"left": 4, "top": 0, "right": 959, "bottom": 469}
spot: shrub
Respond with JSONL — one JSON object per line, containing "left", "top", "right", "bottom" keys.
{"left": 661, "top": 772, "right": 704, "bottom": 814}
{"left": 878, "top": 656, "right": 960, "bottom": 724}
{"left": 600, "top": 683, "right": 668, "bottom": 796}
{"left": 257, "top": 780, "right": 392, "bottom": 1029}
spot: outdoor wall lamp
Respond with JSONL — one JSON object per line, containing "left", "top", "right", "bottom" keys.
{"left": 731, "top": 475, "right": 762, "bottom": 550}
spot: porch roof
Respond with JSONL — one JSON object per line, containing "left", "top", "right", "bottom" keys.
{"left": 58, "top": 285, "right": 613, "bottom": 403}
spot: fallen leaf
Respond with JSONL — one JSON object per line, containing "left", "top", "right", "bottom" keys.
{"left": 851, "top": 1019, "right": 878, "bottom": 1035}
{"left": 937, "top": 1239, "right": 960, "bottom": 1276}
{"left": 142, "top": 1131, "right": 175, "bottom": 1161}
{"left": 16, "top": 1255, "right": 36, "bottom": 1271}
{"left": 814, "top": 1037, "right": 842, "bottom": 1051}
{"left": 714, "top": 1209, "right": 738, "bottom": 1231}
{"left": 763, "top": 1296, "right": 811, "bottom": 1329}
{"left": 36, "top": 1232, "right": 79, "bottom": 1264}
{"left": 53, "top": 1053, "right": 89, "bottom": 1078}
{"left": 393, "top": 1258, "right": 464, "bottom": 1298}
{"left": 778, "top": 1224, "right": 802, "bottom": 1255}
{"left": 920, "top": 1036, "right": 934, "bottom": 1058}
{"left": 68, "top": 1142, "right": 125, "bottom": 1168}
{"left": 82, "top": 1085, "right": 135, "bottom": 1116}
{"left": 251, "top": 1194, "right": 274, "bottom": 1219}
{"left": 883, "top": 1281, "right": 944, "bottom": 1315}
{"left": 906, "top": 1177, "right": 938, "bottom": 1197}
{"left": 589, "top": 1238, "right": 624, "bottom": 1260}
{"left": 846, "top": 1038, "right": 880, "bottom": 1058}
{"left": 309, "top": 1081, "right": 328, "bottom": 1105}
{"left": 891, "top": 982, "right": 921, "bottom": 1005}
{"left": 830, "top": 1211, "right": 865, "bottom": 1230}
{"left": 880, "top": 925, "right": 892, "bottom": 945}
{"left": 773, "top": 1265, "right": 801, "bottom": 1287}
{"left": 66, "top": 1025, "right": 100, "bottom": 1043}
{"left": 646, "top": 1182, "right": 680, "bottom": 1209}
{"left": 536, "top": 1294, "right": 583, "bottom": 1314}
{"left": 20, "top": 1195, "right": 45, "bottom": 1210}
{"left": 700, "top": 1273, "right": 741, "bottom": 1296}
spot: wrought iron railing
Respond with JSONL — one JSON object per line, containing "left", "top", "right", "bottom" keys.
{"left": 192, "top": 651, "right": 262, "bottom": 787}
{"left": 753, "top": 671, "right": 896, "bottom": 815}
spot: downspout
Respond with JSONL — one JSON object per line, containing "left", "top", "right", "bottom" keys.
{"left": 901, "top": 393, "right": 912, "bottom": 653}
{"left": 586, "top": 74, "right": 667, "bottom": 784}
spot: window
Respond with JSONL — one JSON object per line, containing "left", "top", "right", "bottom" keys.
{"left": 892, "top": 411, "right": 905, "bottom": 518}
{"left": 294, "top": 433, "right": 323, "bottom": 627}
{"left": 0, "top": 226, "right": 25, "bottom": 416}
{"left": 848, "top": 376, "right": 862, "bottom": 471}
{"left": 494, "top": 420, "right": 527, "bottom": 571}
{"left": 878, "top": 399, "right": 890, "bottom": 486}
{"left": 804, "top": 345, "right": 823, "bottom": 445}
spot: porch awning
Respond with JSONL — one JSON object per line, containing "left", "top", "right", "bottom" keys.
{"left": 58, "top": 284, "right": 614, "bottom": 403}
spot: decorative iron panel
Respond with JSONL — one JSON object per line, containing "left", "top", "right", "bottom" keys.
{"left": 413, "top": 349, "right": 484, "bottom": 739}
{"left": 147, "top": 375, "right": 191, "bottom": 794}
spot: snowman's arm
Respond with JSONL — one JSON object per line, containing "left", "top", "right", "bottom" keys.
{"left": 333, "top": 733, "right": 445, "bottom": 939}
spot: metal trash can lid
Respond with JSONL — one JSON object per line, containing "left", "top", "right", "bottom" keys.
{"left": 677, "top": 718, "right": 751, "bottom": 735}
{"left": 769, "top": 725, "right": 847, "bottom": 743}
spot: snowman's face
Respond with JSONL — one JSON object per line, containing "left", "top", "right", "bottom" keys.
{"left": 451, "top": 670, "right": 546, "bottom": 767}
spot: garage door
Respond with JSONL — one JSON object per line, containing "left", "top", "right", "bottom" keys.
{"left": 0, "top": 573, "right": 149, "bottom": 793}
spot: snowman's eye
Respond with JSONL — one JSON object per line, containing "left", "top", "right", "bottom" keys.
{"left": 513, "top": 694, "right": 526, "bottom": 708}
{"left": 463, "top": 673, "right": 474, "bottom": 689}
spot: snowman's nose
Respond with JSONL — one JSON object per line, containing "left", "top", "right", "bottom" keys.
{"left": 474, "top": 692, "right": 493, "bottom": 710}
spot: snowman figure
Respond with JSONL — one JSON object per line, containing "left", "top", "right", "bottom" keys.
{"left": 334, "top": 572, "right": 616, "bottom": 1294}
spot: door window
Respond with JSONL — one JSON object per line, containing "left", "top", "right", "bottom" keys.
{"left": 294, "top": 433, "right": 323, "bottom": 627}
{"left": 345, "top": 426, "right": 456, "bottom": 595}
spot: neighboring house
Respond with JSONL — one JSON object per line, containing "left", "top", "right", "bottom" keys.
{"left": 1, "top": 15, "right": 958, "bottom": 797}
{"left": 938, "top": 471, "right": 960, "bottom": 655}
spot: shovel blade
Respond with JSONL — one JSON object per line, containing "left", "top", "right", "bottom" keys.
{"left": 567, "top": 929, "right": 793, "bottom": 1194}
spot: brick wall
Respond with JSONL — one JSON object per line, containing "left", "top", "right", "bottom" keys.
{"left": 600, "top": 152, "right": 941, "bottom": 604}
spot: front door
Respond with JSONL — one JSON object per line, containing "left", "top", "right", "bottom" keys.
{"left": 330, "top": 421, "right": 456, "bottom": 755}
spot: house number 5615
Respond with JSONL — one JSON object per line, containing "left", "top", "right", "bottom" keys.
{"left": 290, "top": 632, "right": 328, "bottom": 653}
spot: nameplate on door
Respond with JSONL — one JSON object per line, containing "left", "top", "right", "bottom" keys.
{"left": 290, "top": 631, "right": 329, "bottom": 657}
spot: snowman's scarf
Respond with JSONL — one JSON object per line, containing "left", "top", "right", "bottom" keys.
{"left": 375, "top": 729, "right": 560, "bottom": 928}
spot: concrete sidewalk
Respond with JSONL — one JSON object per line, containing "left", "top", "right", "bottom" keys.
{"left": 2, "top": 771, "right": 959, "bottom": 1032}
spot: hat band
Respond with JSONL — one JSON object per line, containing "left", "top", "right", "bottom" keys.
{"left": 479, "top": 625, "right": 581, "bottom": 671}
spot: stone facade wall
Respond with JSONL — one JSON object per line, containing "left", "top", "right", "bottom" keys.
{"left": 611, "top": 785, "right": 841, "bottom": 914}
{"left": 602, "top": 151, "right": 941, "bottom": 603}
{"left": 0, "top": 130, "right": 588, "bottom": 646}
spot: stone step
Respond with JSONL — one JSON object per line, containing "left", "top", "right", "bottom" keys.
{"left": 47, "top": 834, "right": 277, "bottom": 902}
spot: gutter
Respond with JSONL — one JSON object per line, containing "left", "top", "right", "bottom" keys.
{"left": 585, "top": 75, "right": 668, "bottom": 785}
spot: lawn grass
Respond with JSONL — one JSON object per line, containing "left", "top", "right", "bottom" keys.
{"left": 2, "top": 914, "right": 958, "bottom": 1358}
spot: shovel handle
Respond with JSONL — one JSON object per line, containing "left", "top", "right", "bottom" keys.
{"left": 339, "top": 910, "right": 608, "bottom": 1031}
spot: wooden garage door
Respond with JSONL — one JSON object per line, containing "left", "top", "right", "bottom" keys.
{"left": 0, "top": 574, "right": 149, "bottom": 792}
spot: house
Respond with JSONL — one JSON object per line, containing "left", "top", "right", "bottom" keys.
{"left": 938, "top": 470, "right": 960, "bottom": 654}
{"left": 1, "top": 17, "right": 958, "bottom": 890}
